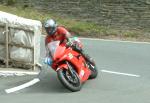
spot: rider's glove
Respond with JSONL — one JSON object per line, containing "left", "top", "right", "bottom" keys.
{"left": 72, "top": 43, "right": 82, "bottom": 52}
{"left": 66, "top": 37, "right": 74, "bottom": 47}
{"left": 66, "top": 37, "right": 78, "bottom": 46}
{"left": 44, "top": 57, "right": 52, "bottom": 66}
{"left": 66, "top": 41, "right": 73, "bottom": 47}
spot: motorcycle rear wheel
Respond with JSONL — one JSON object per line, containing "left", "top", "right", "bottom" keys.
{"left": 87, "top": 62, "right": 98, "bottom": 79}
{"left": 57, "top": 67, "right": 82, "bottom": 92}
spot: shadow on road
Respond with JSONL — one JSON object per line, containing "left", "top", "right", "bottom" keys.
{"left": 22, "top": 68, "right": 71, "bottom": 94}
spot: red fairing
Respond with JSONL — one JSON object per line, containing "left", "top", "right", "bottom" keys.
{"left": 53, "top": 43, "right": 66, "bottom": 61}
{"left": 49, "top": 42, "right": 91, "bottom": 83}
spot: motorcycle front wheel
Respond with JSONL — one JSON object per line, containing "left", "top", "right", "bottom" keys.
{"left": 57, "top": 67, "right": 82, "bottom": 92}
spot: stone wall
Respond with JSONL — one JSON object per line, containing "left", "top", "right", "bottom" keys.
{"left": 1, "top": 0, "right": 150, "bottom": 31}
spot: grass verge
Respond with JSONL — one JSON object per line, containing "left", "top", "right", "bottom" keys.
{"left": 0, "top": 4, "right": 150, "bottom": 42}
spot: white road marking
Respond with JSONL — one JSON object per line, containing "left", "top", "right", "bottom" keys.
{"left": 81, "top": 37, "right": 150, "bottom": 44}
{"left": 42, "top": 35, "right": 150, "bottom": 44}
{"left": 0, "top": 71, "right": 39, "bottom": 77}
{"left": 5, "top": 78, "right": 40, "bottom": 94}
{"left": 101, "top": 70, "right": 140, "bottom": 77}
{"left": 41, "top": 35, "right": 150, "bottom": 44}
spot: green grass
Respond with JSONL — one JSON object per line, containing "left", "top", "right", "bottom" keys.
{"left": 0, "top": 5, "right": 149, "bottom": 42}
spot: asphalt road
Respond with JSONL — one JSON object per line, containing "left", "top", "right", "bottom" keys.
{"left": 0, "top": 37, "right": 150, "bottom": 103}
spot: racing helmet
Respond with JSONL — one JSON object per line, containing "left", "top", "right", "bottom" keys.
{"left": 44, "top": 19, "right": 57, "bottom": 35}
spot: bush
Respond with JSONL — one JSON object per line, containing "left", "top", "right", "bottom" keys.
{"left": 6, "top": 0, "right": 16, "bottom": 6}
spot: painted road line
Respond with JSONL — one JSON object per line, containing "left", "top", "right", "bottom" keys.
{"left": 0, "top": 71, "right": 39, "bottom": 76}
{"left": 81, "top": 38, "right": 150, "bottom": 44}
{"left": 101, "top": 70, "right": 140, "bottom": 77}
{"left": 5, "top": 78, "right": 40, "bottom": 94}
{"left": 41, "top": 35, "right": 150, "bottom": 44}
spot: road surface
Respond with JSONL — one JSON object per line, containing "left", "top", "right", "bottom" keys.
{"left": 0, "top": 37, "right": 150, "bottom": 103}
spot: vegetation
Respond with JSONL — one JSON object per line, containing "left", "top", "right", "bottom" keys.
{"left": 0, "top": 4, "right": 149, "bottom": 42}
{"left": 6, "top": 0, "right": 16, "bottom": 5}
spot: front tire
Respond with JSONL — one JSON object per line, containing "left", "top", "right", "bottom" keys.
{"left": 57, "top": 68, "right": 82, "bottom": 92}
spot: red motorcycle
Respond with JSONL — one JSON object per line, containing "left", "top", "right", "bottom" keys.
{"left": 47, "top": 39, "right": 98, "bottom": 92}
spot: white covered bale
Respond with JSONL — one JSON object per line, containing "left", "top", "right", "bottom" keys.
{"left": 0, "top": 11, "right": 42, "bottom": 70}
{"left": 0, "top": 45, "right": 5, "bottom": 60}
{"left": 9, "top": 29, "right": 34, "bottom": 63}
{"left": 0, "top": 27, "right": 5, "bottom": 60}
{"left": 0, "top": 11, "right": 41, "bottom": 30}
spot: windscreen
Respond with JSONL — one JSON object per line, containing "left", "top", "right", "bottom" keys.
{"left": 47, "top": 41, "right": 60, "bottom": 58}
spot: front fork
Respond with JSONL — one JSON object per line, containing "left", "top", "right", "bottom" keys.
{"left": 66, "top": 61, "right": 76, "bottom": 78}
{"left": 55, "top": 61, "right": 76, "bottom": 79}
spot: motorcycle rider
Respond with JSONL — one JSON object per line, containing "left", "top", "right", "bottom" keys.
{"left": 44, "top": 19, "right": 94, "bottom": 65}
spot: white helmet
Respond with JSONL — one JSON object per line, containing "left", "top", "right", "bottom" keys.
{"left": 44, "top": 19, "right": 57, "bottom": 35}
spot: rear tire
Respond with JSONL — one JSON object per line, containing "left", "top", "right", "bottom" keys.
{"left": 87, "top": 62, "right": 98, "bottom": 79}
{"left": 57, "top": 68, "right": 82, "bottom": 92}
